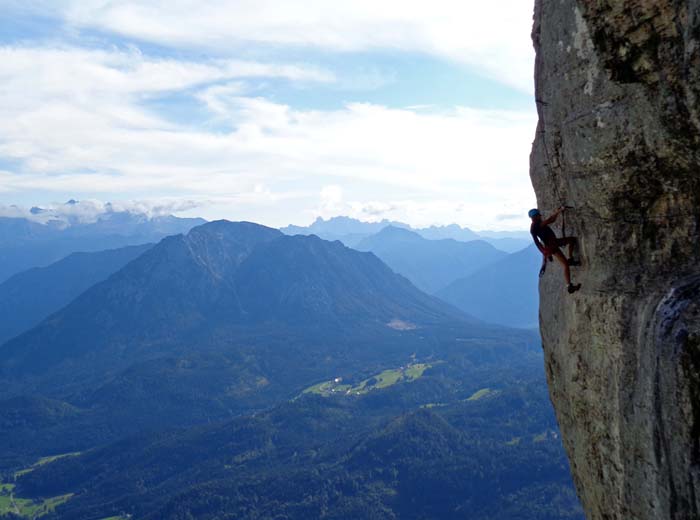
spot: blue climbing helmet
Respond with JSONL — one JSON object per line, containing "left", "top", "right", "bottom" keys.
{"left": 528, "top": 208, "right": 541, "bottom": 218}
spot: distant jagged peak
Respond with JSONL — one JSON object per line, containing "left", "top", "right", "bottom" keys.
{"left": 0, "top": 199, "right": 204, "bottom": 227}
{"left": 283, "top": 215, "right": 533, "bottom": 244}
{"left": 312, "top": 215, "right": 405, "bottom": 227}
{"left": 417, "top": 223, "right": 480, "bottom": 241}
{"left": 280, "top": 215, "right": 482, "bottom": 242}
{"left": 282, "top": 215, "right": 406, "bottom": 236}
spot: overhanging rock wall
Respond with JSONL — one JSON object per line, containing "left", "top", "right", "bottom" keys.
{"left": 530, "top": 1, "right": 700, "bottom": 518}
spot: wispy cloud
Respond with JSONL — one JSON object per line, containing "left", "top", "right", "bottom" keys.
{"left": 0, "top": 45, "right": 333, "bottom": 105}
{"left": 17, "top": 0, "right": 534, "bottom": 93}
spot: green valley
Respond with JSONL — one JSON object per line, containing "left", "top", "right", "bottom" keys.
{"left": 303, "top": 362, "right": 434, "bottom": 397}
{"left": 7, "top": 352, "right": 583, "bottom": 520}
{"left": 0, "top": 481, "right": 72, "bottom": 519}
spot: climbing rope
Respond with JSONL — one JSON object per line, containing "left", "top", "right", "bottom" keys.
{"left": 534, "top": 2, "right": 570, "bottom": 219}
{"left": 535, "top": 99, "right": 570, "bottom": 239}
{"left": 535, "top": 5, "right": 581, "bottom": 238}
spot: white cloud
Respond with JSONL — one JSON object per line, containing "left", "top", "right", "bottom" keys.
{"left": 0, "top": 42, "right": 536, "bottom": 230}
{"left": 0, "top": 198, "right": 205, "bottom": 224}
{"left": 0, "top": 45, "right": 332, "bottom": 117}
{"left": 21, "top": 0, "right": 534, "bottom": 93}
{"left": 319, "top": 185, "right": 344, "bottom": 215}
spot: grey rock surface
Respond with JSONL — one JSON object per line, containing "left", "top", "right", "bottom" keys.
{"left": 530, "top": 1, "right": 700, "bottom": 518}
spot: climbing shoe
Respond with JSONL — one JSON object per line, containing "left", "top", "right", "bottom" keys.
{"left": 567, "top": 257, "right": 581, "bottom": 266}
{"left": 567, "top": 283, "right": 581, "bottom": 294}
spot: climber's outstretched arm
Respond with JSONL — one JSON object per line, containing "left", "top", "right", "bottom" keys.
{"left": 542, "top": 207, "right": 564, "bottom": 226}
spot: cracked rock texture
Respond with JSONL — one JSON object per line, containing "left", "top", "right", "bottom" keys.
{"left": 530, "top": 1, "right": 700, "bottom": 518}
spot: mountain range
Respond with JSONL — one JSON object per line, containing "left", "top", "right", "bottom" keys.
{"left": 281, "top": 216, "right": 530, "bottom": 252}
{"left": 0, "top": 221, "right": 531, "bottom": 462}
{"left": 0, "top": 208, "right": 203, "bottom": 283}
{"left": 0, "top": 209, "right": 530, "bottom": 289}
{"left": 355, "top": 226, "right": 507, "bottom": 293}
{"left": 0, "top": 244, "right": 153, "bottom": 345}
{"left": 0, "top": 216, "right": 540, "bottom": 357}
{"left": 437, "top": 246, "right": 542, "bottom": 329}
{"left": 0, "top": 220, "right": 470, "bottom": 379}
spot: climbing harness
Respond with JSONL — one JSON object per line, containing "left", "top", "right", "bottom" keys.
{"left": 537, "top": 205, "right": 569, "bottom": 279}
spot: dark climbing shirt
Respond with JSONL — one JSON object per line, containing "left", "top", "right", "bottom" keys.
{"left": 530, "top": 221, "right": 557, "bottom": 250}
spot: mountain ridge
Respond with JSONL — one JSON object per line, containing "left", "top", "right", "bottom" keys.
{"left": 355, "top": 226, "right": 507, "bottom": 294}
{"left": 437, "top": 245, "right": 541, "bottom": 329}
{"left": 0, "top": 243, "right": 154, "bottom": 345}
{"left": 282, "top": 216, "right": 529, "bottom": 252}
{"left": 0, "top": 211, "right": 204, "bottom": 283}
{"left": 0, "top": 220, "right": 475, "bottom": 388}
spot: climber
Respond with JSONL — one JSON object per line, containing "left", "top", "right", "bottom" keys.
{"left": 529, "top": 207, "right": 581, "bottom": 294}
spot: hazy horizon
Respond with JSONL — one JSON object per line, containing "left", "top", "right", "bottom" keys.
{"left": 1, "top": 198, "right": 534, "bottom": 233}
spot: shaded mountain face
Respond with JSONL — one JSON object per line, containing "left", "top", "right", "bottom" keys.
{"left": 235, "top": 233, "right": 465, "bottom": 326}
{"left": 0, "top": 221, "right": 283, "bottom": 376}
{"left": 0, "top": 244, "right": 153, "bottom": 345}
{"left": 355, "top": 226, "right": 507, "bottom": 294}
{"left": 437, "top": 246, "right": 541, "bottom": 329}
{"left": 0, "top": 212, "right": 204, "bottom": 283}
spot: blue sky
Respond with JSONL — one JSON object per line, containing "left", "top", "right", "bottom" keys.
{"left": 0, "top": 1, "right": 537, "bottom": 229}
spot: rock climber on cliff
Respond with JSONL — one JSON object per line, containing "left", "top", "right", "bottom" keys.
{"left": 529, "top": 207, "right": 581, "bottom": 294}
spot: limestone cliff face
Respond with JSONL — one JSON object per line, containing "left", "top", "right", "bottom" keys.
{"left": 530, "top": 1, "right": 700, "bottom": 518}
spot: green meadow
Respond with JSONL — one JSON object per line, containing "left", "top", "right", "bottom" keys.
{"left": 1, "top": 453, "right": 80, "bottom": 518}
{"left": 304, "top": 362, "right": 433, "bottom": 397}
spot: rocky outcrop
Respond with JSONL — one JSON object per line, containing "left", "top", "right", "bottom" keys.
{"left": 530, "top": 1, "right": 700, "bottom": 518}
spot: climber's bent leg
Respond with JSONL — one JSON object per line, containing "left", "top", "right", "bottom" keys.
{"left": 557, "top": 237, "right": 579, "bottom": 265}
{"left": 553, "top": 250, "right": 571, "bottom": 285}
{"left": 553, "top": 250, "right": 581, "bottom": 293}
